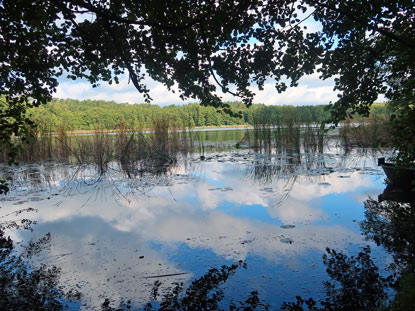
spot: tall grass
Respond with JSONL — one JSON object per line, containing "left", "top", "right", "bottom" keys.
{"left": 2, "top": 122, "right": 55, "bottom": 163}
{"left": 303, "top": 124, "right": 325, "bottom": 154}
{"left": 0, "top": 117, "right": 193, "bottom": 175}
{"left": 246, "top": 109, "right": 325, "bottom": 155}
{"left": 56, "top": 123, "right": 70, "bottom": 160}
{"left": 246, "top": 108, "right": 392, "bottom": 155}
{"left": 92, "top": 126, "right": 114, "bottom": 175}
{"left": 338, "top": 116, "right": 392, "bottom": 149}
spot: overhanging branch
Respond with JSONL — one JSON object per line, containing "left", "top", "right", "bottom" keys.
{"left": 64, "top": 0, "right": 213, "bottom": 32}
{"left": 307, "top": 0, "right": 415, "bottom": 49}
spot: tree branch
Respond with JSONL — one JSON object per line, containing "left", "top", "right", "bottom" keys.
{"left": 199, "top": 23, "right": 244, "bottom": 100}
{"left": 101, "top": 19, "right": 151, "bottom": 101}
{"left": 307, "top": 0, "right": 415, "bottom": 49}
{"left": 63, "top": 0, "right": 213, "bottom": 32}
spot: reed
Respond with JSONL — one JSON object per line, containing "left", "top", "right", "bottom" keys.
{"left": 283, "top": 114, "right": 301, "bottom": 153}
{"left": 19, "top": 125, "right": 40, "bottom": 162}
{"left": 55, "top": 123, "right": 72, "bottom": 161}
{"left": 116, "top": 120, "right": 135, "bottom": 166}
{"left": 0, "top": 117, "right": 193, "bottom": 176}
{"left": 303, "top": 124, "right": 325, "bottom": 154}
{"left": 117, "top": 117, "right": 195, "bottom": 176}
{"left": 4, "top": 111, "right": 393, "bottom": 172}
{"left": 250, "top": 109, "right": 325, "bottom": 155}
{"left": 92, "top": 125, "right": 114, "bottom": 174}
{"left": 251, "top": 110, "right": 274, "bottom": 153}
{"left": 0, "top": 121, "right": 56, "bottom": 163}
{"left": 339, "top": 116, "right": 392, "bottom": 149}
{"left": 36, "top": 121, "right": 54, "bottom": 160}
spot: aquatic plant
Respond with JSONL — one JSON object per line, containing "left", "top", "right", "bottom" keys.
{"left": 92, "top": 125, "right": 115, "bottom": 175}
{"left": 0, "top": 117, "right": 193, "bottom": 176}
{"left": 248, "top": 107, "right": 327, "bottom": 156}
{"left": 338, "top": 116, "right": 392, "bottom": 149}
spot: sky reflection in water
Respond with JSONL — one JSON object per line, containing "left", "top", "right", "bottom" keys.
{"left": 0, "top": 148, "right": 391, "bottom": 309}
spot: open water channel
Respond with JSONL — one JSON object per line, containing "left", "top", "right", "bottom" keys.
{"left": 0, "top": 128, "right": 403, "bottom": 310}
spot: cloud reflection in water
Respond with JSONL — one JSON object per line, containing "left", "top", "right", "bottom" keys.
{"left": 1, "top": 151, "right": 388, "bottom": 309}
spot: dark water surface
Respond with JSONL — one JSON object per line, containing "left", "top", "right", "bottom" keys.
{"left": 0, "top": 140, "right": 394, "bottom": 309}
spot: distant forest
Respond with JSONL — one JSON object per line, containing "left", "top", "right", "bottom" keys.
{"left": 27, "top": 99, "right": 391, "bottom": 131}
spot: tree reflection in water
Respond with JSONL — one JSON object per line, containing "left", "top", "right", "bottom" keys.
{"left": 141, "top": 260, "right": 269, "bottom": 311}
{"left": 282, "top": 198, "right": 415, "bottom": 311}
{"left": 2, "top": 196, "right": 414, "bottom": 310}
{"left": 1, "top": 224, "right": 266, "bottom": 311}
{"left": 0, "top": 225, "right": 81, "bottom": 310}
{"left": 361, "top": 199, "right": 415, "bottom": 310}
{"left": 361, "top": 199, "right": 415, "bottom": 272}
{"left": 97, "top": 197, "right": 415, "bottom": 311}
{"left": 281, "top": 245, "right": 391, "bottom": 311}
{"left": 100, "top": 261, "right": 269, "bottom": 311}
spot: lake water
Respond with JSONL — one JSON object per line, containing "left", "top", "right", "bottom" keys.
{"left": 0, "top": 130, "right": 396, "bottom": 310}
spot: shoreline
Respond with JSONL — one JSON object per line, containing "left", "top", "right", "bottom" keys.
{"left": 56, "top": 124, "right": 252, "bottom": 136}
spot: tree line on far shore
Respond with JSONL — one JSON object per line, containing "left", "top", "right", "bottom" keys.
{"left": 27, "top": 99, "right": 390, "bottom": 132}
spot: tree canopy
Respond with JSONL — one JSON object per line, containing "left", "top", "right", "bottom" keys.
{"left": 26, "top": 99, "right": 332, "bottom": 131}
{"left": 1, "top": 0, "right": 414, "bottom": 160}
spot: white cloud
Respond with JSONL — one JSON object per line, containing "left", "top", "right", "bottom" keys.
{"left": 55, "top": 73, "right": 190, "bottom": 105}
{"left": 55, "top": 68, "right": 339, "bottom": 106}
{"left": 250, "top": 83, "right": 337, "bottom": 106}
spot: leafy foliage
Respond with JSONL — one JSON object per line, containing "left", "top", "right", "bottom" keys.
{"left": 26, "top": 99, "right": 333, "bottom": 131}
{"left": 2, "top": 1, "right": 412, "bottom": 121}
{"left": 388, "top": 100, "right": 415, "bottom": 167}
{"left": 313, "top": 1, "right": 414, "bottom": 121}
{"left": 0, "top": 0, "right": 319, "bottom": 115}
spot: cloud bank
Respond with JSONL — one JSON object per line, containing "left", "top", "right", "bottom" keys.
{"left": 55, "top": 71, "right": 339, "bottom": 106}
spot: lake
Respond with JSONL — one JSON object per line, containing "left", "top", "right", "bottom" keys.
{"left": 0, "top": 128, "right": 402, "bottom": 310}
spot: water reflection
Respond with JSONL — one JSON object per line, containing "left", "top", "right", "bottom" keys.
{"left": 2, "top": 196, "right": 413, "bottom": 310}
{"left": 361, "top": 198, "right": 415, "bottom": 272}
{"left": 281, "top": 197, "right": 415, "bottom": 310}
{"left": 0, "top": 225, "right": 81, "bottom": 310}
{"left": 98, "top": 196, "right": 415, "bottom": 311}
{"left": 281, "top": 245, "right": 391, "bottom": 311}
{"left": 379, "top": 183, "right": 415, "bottom": 203}
{"left": 0, "top": 149, "right": 394, "bottom": 309}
